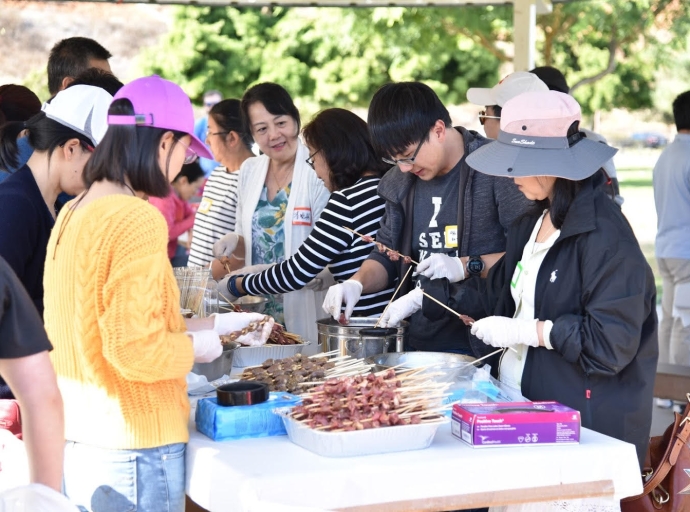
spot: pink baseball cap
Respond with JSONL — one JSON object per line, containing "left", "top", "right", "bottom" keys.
{"left": 107, "top": 75, "right": 213, "bottom": 160}
{"left": 466, "top": 90, "right": 618, "bottom": 180}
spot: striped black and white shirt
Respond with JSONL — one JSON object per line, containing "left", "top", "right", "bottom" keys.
{"left": 243, "top": 176, "right": 394, "bottom": 317}
{"left": 188, "top": 167, "right": 239, "bottom": 268}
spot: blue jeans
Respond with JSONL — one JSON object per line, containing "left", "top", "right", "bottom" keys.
{"left": 63, "top": 441, "right": 186, "bottom": 512}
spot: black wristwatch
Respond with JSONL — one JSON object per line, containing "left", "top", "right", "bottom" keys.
{"left": 466, "top": 256, "right": 484, "bottom": 277}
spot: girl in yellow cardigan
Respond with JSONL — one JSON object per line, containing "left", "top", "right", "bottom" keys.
{"left": 43, "top": 76, "right": 273, "bottom": 512}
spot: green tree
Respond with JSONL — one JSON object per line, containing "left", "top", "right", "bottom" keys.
{"left": 138, "top": 1, "right": 690, "bottom": 115}
{"left": 536, "top": 0, "right": 690, "bottom": 113}
{"left": 138, "top": 5, "right": 503, "bottom": 109}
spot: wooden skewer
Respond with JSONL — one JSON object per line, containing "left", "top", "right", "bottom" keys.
{"left": 419, "top": 289, "right": 475, "bottom": 326}
{"left": 374, "top": 265, "right": 414, "bottom": 328}
{"left": 342, "top": 226, "right": 419, "bottom": 265}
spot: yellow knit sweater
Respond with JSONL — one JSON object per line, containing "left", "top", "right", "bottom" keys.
{"left": 44, "top": 194, "right": 194, "bottom": 450}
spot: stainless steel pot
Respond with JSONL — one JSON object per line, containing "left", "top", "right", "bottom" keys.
{"left": 365, "top": 351, "right": 477, "bottom": 383}
{"left": 192, "top": 341, "right": 240, "bottom": 381}
{"left": 316, "top": 317, "right": 408, "bottom": 359}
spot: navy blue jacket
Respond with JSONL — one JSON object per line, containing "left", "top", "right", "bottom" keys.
{"left": 424, "top": 173, "right": 658, "bottom": 467}
{"left": 0, "top": 165, "right": 55, "bottom": 315}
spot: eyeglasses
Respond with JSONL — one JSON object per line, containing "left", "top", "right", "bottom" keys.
{"left": 206, "top": 130, "right": 228, "bottom": 138}
{"left": 479, "top": 110, "right": 501, "bottom": 126}
{"left": 176, "top": 139, "right": 198, "bottom": 164}
{"left": 306, "top": 150, "right": 320, "bottom": 170}
{"left": 381, "top": 137, "right": 425, "bottom": 167}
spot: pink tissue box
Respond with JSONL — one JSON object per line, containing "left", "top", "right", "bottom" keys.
{"left": 451, "top": 401, "right": 580, "bottom": 448}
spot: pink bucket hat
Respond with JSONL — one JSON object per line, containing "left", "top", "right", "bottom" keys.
{"left": 466, "top": 90, "right": 618, "bottom": 180}
{"left": 107, "top": 75, "right": 213, "bottom": 160}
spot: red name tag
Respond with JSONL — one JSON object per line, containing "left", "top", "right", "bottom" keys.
{"left": 292, "top": 207, "right": 312, "bottom": 226}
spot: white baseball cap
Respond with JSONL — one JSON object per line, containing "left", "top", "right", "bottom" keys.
{"left": 42, "top": 85, "right": 113, "bottom": 146}
{"left": 467, "top": 71, "right": 548, "bottom": 108}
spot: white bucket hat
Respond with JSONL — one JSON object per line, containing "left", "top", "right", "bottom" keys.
{"left": 41, "top": 85, "right": 113, "bottom": 146}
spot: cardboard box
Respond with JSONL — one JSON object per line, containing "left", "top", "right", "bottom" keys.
{"left": 451, "top": 401, "right": 580, "bottom": 447}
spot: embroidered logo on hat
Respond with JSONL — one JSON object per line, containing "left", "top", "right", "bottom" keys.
{"left": 510, "top": 138, "right": 536, "bottom": 146}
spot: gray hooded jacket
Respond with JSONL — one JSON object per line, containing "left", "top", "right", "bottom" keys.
{"left": 369, "top": 127, "right": 536, "bottom": 352}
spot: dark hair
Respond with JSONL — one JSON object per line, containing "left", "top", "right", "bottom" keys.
{"left": 173, "top": 161, "right": 205, "bottom": 184}
{"left": 209, "top": 99, "right": 253, "bottom": 150}
{"left": 489, "top": 105, "right": 502, "bottom": 117}
{"left": 543, "top": 121, "right": 584, "bottom": 228}
{"left": 367, "top": 82, "right": 452, "bottom": 159}
{"left": 82, "top": 98, "right": 185, "bottom": 197}
{"left": 0, "top": 85, "right": 41, "bottom": 125}
{"left": 672, "top": 91, "right": 690, "bottom": 131}
{"left": 67, "top": 68, "right": 123, "bottom": 96}
{"left": 0, "top": 112, "right": 92, "bottom": 171}
{"left": 530, "top": 66, "right": 570, "bottom": 94}
{"left": 47, "top": 37, "right": 112, "bottom": 95}
{"left": 303, "top": 108, "right": 389, "bottom": 191}
{"left": 240, "top": 82, "right": 300, "bottom": 141}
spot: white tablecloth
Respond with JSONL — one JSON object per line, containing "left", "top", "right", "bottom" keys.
{"left": 185, "top": 405, "right": 642, "bottom": 512}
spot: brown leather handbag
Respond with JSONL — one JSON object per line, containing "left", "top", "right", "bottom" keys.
{"left": 621, "top": 395, "right": 690, "bottom": 512}
{"left": 0, "top": 400, "right": 21, "bottom": 439}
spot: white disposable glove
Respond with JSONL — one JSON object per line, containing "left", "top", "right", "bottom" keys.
{"left": 470, "top": 317, "right": 539, "bottom": 348}
{"left": 212, "top": 233, "right": 240, "bottom": 258}
{"left": 188, "top": 329, "right": 223, "bottom": 363}
{"left": 322, "top": 280, "right": 363, "bottom": 322}
{"left": 212, "top": 312, "right": 275, "bottom": 347}
{"left": 414, "top": 253, "right": 465, "bottom": 282}
{"left": 379, "top": 287, "right": 423, "bottom": 327}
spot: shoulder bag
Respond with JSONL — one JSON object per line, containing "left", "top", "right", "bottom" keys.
{"left": 621, "top": 394, "right": 690, "bottom": 511}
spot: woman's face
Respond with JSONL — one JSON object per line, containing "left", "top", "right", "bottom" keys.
{"left": 159, "top": 133, "right": 192, "bottom": 184}
{"left": 58, "top": 139, "right": 93, "bottom": 196}
{"left": 248, "top": 102, "right": 299, "bottom": 163}
{"left": 513, "top": 176, "right": 557, "bottom": 201}
{"left": 205, "top": 116, "right": 230, "bottom": 165}
{"left": 307, "top": 146, "right": 333, "bottom": 192}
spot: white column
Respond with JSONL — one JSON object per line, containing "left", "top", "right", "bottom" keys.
{"left": 513, "top": 0, "right": 537, "bottom": 71}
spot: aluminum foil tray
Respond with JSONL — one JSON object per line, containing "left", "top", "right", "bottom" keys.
{"left": 232, "top": 340, "right": 310, "bottom": 368}
{"left": 275, "top": 408, "right": 448, "bottom": 458}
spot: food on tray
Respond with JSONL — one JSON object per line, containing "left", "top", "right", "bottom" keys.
{"left": 220, "top": 318, "right": 302, "bottom": 347}
{"left": 240, "top": 353, "right": 336, "bottom": 393}
{"left": 291, "top": 369, "right": 448, "bottom": 432}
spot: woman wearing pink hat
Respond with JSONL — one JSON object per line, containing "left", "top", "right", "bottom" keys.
{"left": 393, "top": 91, "right": 656, "bottom": 507}
{"left": 43, "top": 76, "right": 273, "bottom": 512}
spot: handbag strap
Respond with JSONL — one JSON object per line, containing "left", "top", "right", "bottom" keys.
{"left": 641, "top": 398, "right": 690, "bottom": 496}
{"left": 622, "top": 396, "right": 690, "bottom": 503}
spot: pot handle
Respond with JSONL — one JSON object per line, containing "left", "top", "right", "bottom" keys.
{"left": 358, "top": 328, "right": 398, "bottom": 337}
{"left": 382, "top": 337, "right": 392, "bottom": 353}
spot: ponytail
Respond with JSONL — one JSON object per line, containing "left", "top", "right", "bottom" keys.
{"left": 0, "top": 112, "right": 91, "bottom": 172}
{"left": 0, "top": 121, "right": 25, "bottom": 171}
